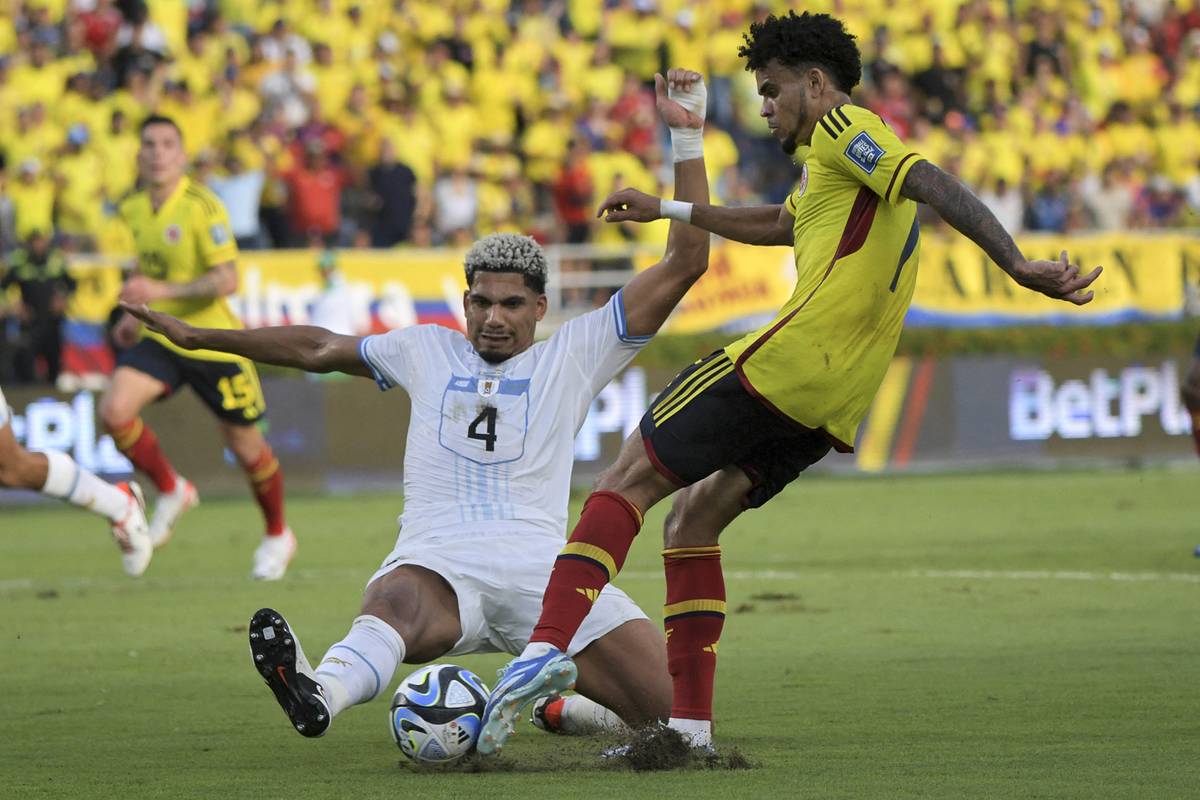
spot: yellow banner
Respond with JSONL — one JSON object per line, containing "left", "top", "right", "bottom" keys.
{"left": 910, "top": 233, "right": 1197, "bottom": 324}
{"left": 638, "top": 243, "right": 797, "bottom": 334}
{"left": 63, "top": 235, "right": 1198, "bottom": 333}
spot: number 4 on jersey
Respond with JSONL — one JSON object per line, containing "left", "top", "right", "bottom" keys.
{"left": 468, "top": 407, "right": 498, "bottom": 451}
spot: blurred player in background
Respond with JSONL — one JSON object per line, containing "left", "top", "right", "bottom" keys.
{"left": 0, "top": 384, "right": 151, "bottom": 576}
{"left": 122, "top": 69, "right": 712, "bottom": 744}
{"left": 100, "top": 115, "right": 294, "bottom": 580}
{"left": 1180, "top": 346, "right": 1200, "bottom": 556}
{"left": 483, "top": 11, "right": 1104, "bottom": 757}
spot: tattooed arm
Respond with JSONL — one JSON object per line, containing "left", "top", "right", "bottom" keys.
{"left": 899, "top": 161, "right": 1101, "bottom": 304}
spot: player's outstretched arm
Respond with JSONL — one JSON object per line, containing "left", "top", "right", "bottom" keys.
{"left": 597, "top": 71, "right": 792, "bottom": 250}
{"left": 121, "top": 262, "right": 238, "bottom": 305}
{"left": 119, "top": 302, "right": 372, "bottom": 377}
{"left": 900, "top": 161, "right": 1102, "bottom": 304}
{"left": 610, "top": 70, "right": 711, "bottom": 338}
{"left": 599, "top": 191, "right": 793, "bottom": 247}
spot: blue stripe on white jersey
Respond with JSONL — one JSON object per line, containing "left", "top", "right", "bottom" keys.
{"left": 614, "top": 289, "right": 653, "bottom": 345}
{"left": 359, "top": 337, "right": 392, "bottom": 390}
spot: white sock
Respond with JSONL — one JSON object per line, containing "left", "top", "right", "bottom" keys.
{"left": 519, "top": 641, "right": 554, "bottom": 660}
{"left": 668, "top": 717, "right": 712, "bottom": 747}
{"left": 41, "top": 450, "right": 130, "bottom": 522}
{"left": 314, "top": 615, "right": 406, "bottom": 717}
{"left": 557, "top": 695, "right": 627, "bottom": 735}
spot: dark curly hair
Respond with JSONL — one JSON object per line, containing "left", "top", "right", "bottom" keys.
{"left": 738, "top": 11, "right": 861, "bottom": 94}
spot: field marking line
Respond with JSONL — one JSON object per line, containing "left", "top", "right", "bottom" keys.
{"left": 3, "top": 568, "right": 1199, "bottom": 594}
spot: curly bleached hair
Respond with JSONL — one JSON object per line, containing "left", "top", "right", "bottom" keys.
{"left": 738, "top": 11, "right": 861, "bottom": 94}
{"left": 463, "top": 233, "right": 548, "bottom": 293}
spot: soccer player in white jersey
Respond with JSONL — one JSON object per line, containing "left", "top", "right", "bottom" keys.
{"left": 0, "top": 384, "right": 152, "bottom": 575}
{"left": 121, "top": 69, "right": 712, "bottom": 742}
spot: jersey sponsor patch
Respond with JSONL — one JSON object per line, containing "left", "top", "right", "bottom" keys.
{"left": 209, "top": 223, "right": 230, "bottom": 245}
{"left": 845, "top": 131, "right": 885, "bottom": 174}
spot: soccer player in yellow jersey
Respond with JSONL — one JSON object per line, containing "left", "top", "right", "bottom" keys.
{"left": 98, "top": 115, "right": 295, "bottom": 580}
{"left": 483, "top": 12, "right": 1103, "bottom": 757}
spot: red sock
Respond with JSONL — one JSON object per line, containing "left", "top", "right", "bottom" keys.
{"left": 530, "top": 491, "right": 643, "bottom": 651}
{"left": 246, "top": 444, "right": 287, "bottom": 536}
{"left": 111, "top": 418, "right": 176, "bottom": 493}
{"left": 1191, "top": 411, "right": 1200, "bottom": 457}
{"left": 663, "top": 545, "right": 725, "bottom": 722}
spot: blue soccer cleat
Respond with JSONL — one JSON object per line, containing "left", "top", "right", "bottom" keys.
{"left": 477, "top": 648, "right": 577, "bottom": 756}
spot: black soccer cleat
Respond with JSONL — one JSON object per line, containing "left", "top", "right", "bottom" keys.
{"left": 248, "top": 607, "right": 331, "bottom": 738}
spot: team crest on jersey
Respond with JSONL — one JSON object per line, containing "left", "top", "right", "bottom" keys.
{"left": 793, "top": 163, "right": 809, "bottom": 201}
{"left": 478, "top": 377, "right": 499, "bottom": 398}
{"left": 210, "top": 223, "right": 229, "bottom": 244}
{"left": 845, "top": 131, "right": 884, "bottom": 174}
{"left": 164, "top": 224, "right": 182, "bottom": 244}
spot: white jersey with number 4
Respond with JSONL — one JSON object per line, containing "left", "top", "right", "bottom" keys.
{"left": 359, "top": 290, "right": 650, "bottom": 544}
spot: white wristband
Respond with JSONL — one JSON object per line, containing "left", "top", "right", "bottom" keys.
{"left": 669, "top": 127, "right": 704, "bottom": 162}
{"left": 660, "top": 199, "right": 694, "bottom": 223}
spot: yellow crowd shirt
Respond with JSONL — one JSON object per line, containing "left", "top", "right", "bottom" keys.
{"left": 119, "top": 176, "right": 245, "bottom": 362}
{"left": 724, "top": 104, "right": 925, "bottom": 451}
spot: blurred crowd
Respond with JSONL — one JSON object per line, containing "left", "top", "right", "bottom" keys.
{"left": 0, "top": 0, "right": 1198, "bottom": 259}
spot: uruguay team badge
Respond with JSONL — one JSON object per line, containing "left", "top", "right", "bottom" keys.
{"left": 478, "top": 377, "right": 499, "bottom": 398}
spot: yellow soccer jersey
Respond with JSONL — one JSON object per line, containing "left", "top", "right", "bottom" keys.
{"left": 119, "top": 176, "right": 244, "bottom": 362}
{"left": 724, "top": 104, "right": 925, "bottom": 450}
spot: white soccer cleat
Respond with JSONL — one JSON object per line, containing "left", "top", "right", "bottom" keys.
{"left": 477, "top": 648, "right": 577, "bottom": 756}
{"left": 148, "top": 478, "right": 199, "bottom": 548}
{"left": 111, "top": 481, "right": 152, "bottom": 577}
{"left": 252, "top": 528, "right": 297, "bottom": 581}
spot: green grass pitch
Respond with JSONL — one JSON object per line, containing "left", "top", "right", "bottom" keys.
{"left": 3, "top": 469, "right": 1198, "bottom": 799}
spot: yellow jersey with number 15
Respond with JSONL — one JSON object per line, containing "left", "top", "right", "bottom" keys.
{"left": 724, "top": 104, "right": 925, "bottom": 451}
{"left": 119, "top": 175, "right": 244, "bottom": 363}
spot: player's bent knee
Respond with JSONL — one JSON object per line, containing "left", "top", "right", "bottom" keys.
{"left": 361, "top": 565, "right": 461, "bottom": 662}
{"left": 98, "top": 395, "right": 137, "bottom": 433}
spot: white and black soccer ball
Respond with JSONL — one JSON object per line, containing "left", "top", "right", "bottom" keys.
{"left": 389, "top": 664, "right": 490, "bottom": 764}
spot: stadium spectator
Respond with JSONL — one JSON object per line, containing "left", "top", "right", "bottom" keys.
{"left": 366, "top": 137, "right": 418, "bottom": 248}
{"left": 1081, "top": 162, "right": 1137, "bottom": 231}
{"left": 432, "top": 166, "right": 478, "bottom": 246}
{"left": 53, "top": 124, "right": 104, "bottom": 249}
{"left": 280, "top": 139, "right": 348, "bottom": 247}
{"left": 553, "top": 137, "right": 595, "bottom": 244}
{"left": 205, "top": 149, "right": 267, "bottom": 251}
{"left": 9, "top": 159, "right": 55, "bottom": 243}
{"left": 978, "top": 178, "right": 1024, "bottom": 235}
{"left": 1133, "top": 175, "right": 1187, "bottom": 227}
{"left": 258, "top": 46, "right": 314, "bottom": 129}
{"left": 1, "top": 230, "right": 76, "bottom": 385}
{"left": 1025, "top": 176, "right": 1073, "bottom": 233}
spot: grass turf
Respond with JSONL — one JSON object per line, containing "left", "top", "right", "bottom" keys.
{"left": 2, "top": 469, "right": 1198, "bottom": 799}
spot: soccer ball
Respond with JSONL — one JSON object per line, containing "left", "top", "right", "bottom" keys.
{"left": 389, "top": 664, "right": 490, "bottom": 764}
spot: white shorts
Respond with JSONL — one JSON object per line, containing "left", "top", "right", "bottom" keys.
{"left": 0, "top": 384, "right": 9, "bottom": 428}
{"left": 367, "top": 531, "right": 648, "bottom": 658}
